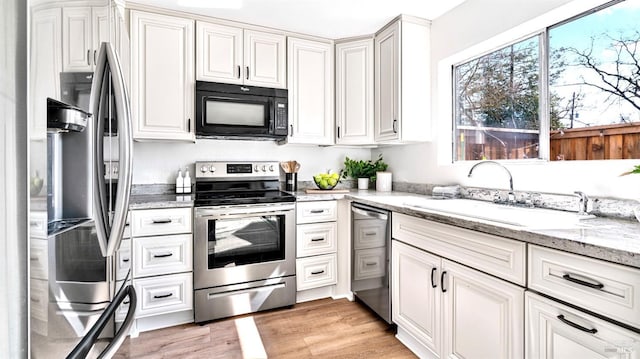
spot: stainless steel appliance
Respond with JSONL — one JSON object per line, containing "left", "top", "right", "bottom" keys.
{"left": 195, "top": 82, "right": 288, "bottom": 140}
{"left": 351, "top": 203, "right": 392, "bottom": 324}
{"left": 193, "top": 161, "right": 296, "bottom": 322}
{"left": 29, "top": 41, "right": 136, "bottom": 359}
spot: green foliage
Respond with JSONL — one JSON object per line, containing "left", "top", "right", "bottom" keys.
{"left": 621, "top": 165, "right": 640, "bottom": 176}
{"left": 342, "top": 155, "right": 388, "bottom": 181}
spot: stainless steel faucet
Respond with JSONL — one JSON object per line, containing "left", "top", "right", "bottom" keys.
{"left": 467, "top": 161, "right": 515, "bottom": 204}
{"left": 573, "top": 191, "right": 590, "bottom": 215}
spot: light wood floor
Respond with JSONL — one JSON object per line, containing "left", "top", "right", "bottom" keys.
{"left": 114, "top": 298, "right": 416, "bottom": 358}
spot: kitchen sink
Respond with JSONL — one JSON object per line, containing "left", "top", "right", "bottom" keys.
{"left": 371, "top": 196, "right": 596, "bottom": 229}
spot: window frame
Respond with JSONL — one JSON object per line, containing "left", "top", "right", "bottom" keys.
{"left": 449, "top": 0, "right": 629, "bottom": 164}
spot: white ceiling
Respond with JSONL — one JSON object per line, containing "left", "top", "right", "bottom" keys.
{"left": 129, "top": 0, "right": 466, "bottom": 39}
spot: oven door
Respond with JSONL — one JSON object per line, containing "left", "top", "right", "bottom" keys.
{"left": 194, "top": 203, "right": 295, "bottom": 289}
{"left": 195, "top": 92, "right": 273, "bottom": 137}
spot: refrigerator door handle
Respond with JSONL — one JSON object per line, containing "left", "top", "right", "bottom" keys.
{"left": 90, "top": 42, "right": 133, "bottom": 258}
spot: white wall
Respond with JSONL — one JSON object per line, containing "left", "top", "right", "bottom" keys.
{"left": 133, "top": 140, "right": 371, "bottom": 184}
{"left": 374, "top": 0, "right": 640, "bottom": 199}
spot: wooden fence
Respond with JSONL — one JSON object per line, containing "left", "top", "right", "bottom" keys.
{"left": 550, "top": 123, "right": 640, "bottom": 160}
{"left": 456, "top": 123, "right": 640, "bottom": 161}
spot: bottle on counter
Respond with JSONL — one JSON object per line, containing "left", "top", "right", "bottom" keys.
{"left": 183, "top": 169, "right": 191, "bottom": 194}
{"left": 176, "top": 169, "right": 184, "bottom": 194}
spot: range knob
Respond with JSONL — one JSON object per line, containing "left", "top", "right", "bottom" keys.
{"left": 208, "top": 165, "right": 216, "bottom": 173}
{"left": 269, "top": 165, "right": 274, "bottom": 172}
{"left": 200, "top": 165, "right": 208, "bottom": 173}
{"left": 254, "top": 165, "right": 259, "bottom": 172}
{"left": 261, "top": 165, "right": 267, "bottom": 172}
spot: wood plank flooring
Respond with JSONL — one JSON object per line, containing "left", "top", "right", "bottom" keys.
{"left": 114, "top": 298, "right": 416, "bottom": 358}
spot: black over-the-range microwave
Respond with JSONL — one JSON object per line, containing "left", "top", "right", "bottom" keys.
{"left": 195, "top": 81, "right": 288, "bottom": 140}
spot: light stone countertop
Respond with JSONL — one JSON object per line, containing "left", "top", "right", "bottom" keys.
{"left": 130, "top": 188, "right": 640, "bottom": 269}
{"left": 297, "top": 189, "right": 640, "bottom": 269}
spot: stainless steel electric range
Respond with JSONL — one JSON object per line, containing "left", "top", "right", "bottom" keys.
{"left": 193, "top": 161, "right": 297, "bottom": 323}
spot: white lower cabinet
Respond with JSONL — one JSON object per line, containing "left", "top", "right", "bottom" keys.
{"left": 526, "top": 292, "right": 640, "bottom": 359}
{"left": 296, "top": 254, "right": 337, "bottom": 291}
{"left": 134, "top": 272, "right": 193, "bottom": 318}
{"left": 392, "top": 239, "right": 524, "bottom": 359}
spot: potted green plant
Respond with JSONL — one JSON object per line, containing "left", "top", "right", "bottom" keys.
{"left": 342, "top": 155, "right": 388, "bottom": 190}
{"left": 621, "top": 164, "right": 640, "bottom": 222}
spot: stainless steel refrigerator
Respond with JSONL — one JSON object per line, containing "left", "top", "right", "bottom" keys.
{"left": 28, "top": 1, "right": 136, "bottom": 357}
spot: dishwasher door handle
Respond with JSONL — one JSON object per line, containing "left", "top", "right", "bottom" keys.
{"left": 351, "top": 207, "right": 388, "bottom": 220}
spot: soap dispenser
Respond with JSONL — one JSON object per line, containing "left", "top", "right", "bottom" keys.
{"left": 183, "top": 169, "right": 191, "bottom": 194}
{"left": 176, "top": 169, "right": 184, "bottom": 194}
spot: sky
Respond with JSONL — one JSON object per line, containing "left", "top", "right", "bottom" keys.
{"left": 549, "top": 0, "right": 640, "bottom": 128}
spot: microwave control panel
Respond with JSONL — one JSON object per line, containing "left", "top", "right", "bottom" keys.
{"left": 274, "top": 101, "right": 288, "bottom": 135}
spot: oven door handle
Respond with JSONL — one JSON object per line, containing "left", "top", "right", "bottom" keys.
{"left": 195, "top": 205, "right": 295, "bottom": 219}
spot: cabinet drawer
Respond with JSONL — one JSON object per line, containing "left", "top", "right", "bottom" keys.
{"left": 30, "top": 238, "right": 48, "bottom": 280}
{"left": 30, "top": 278, "right": 48, "bottom": 322}
{"left": 115, "top": 280, "right": 132, "bottom": 322}
{"left": 526, "top": 292, "right": 640, "bottom": 359}
{"left": 354, "top": 247, "right": 386, "bottom": 280}
{"left": 353, "top": 219, "right": 387, "bottom": 249}
{"left": 116, "top": 239, "right": 131, "bottom": 281}
{"left": 130, "top": 207, "right": 192, "bottom": 237}
{"left": 392, "top": 213, "right": 526, "bottom": 286}
{"left": 134, "top": 272, "right": 193, "bottom": 318}
{"left": 296, "top": 222, "right": 337, "bottom": 257}
{"left": 296, "top": 254, "right": 337, "bottom": 290}
{"left": 133, "top": 234, "right": 193, "bottom": 278}
{"left": 296, "top": 201, "right": 337, "bottom": 224}
{"left": 529, "top": 245, "right": 640, "bottom": 330}
{"left": 30, "top": 211, "right": 47, "bottom": 239}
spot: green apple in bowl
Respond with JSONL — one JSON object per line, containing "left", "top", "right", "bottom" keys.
{"left": 313, "top": 171, "right": 340, "bottom": 190}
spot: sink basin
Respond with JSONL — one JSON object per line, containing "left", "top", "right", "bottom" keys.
{"left": 397, "top": 197, "right": 595, "bottom": 229}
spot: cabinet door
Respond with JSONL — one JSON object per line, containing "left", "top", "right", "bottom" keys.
{"left": 92, "top": 6, "right": 110, "bottom": 59}
{"left": 287, "top": 37, "right": 334, "bottom": 145}
{"left": 335, "top": 39, "right": 374, "bottom": 145}
{"left": 526, "top": 292, "right": 640, "bottom": 359}
{"left": 392, "top": 240, "right": 442, "bottom": 358}
{"left": 30, "top": 8, "right": 62, "bottom": 140}
{"left": 244, "top": 30, "right": 286, "bottom": 88}
{"left": 62, "top": 7, "right": 92, "bottom": 72}
{"left": 374, "top": 22, "right": 400, "bottom": 142}
{"left": 196, "top": 21, "right": 243, "bottom": 83}
{"left": 130, "top": 11, "right": 194, "bottom": 141}
{"left": 442, "top": 259, "right": 524, "bottom": 359}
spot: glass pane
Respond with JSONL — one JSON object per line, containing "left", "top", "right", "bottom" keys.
{"left": 454, "top": 36, "right": 541, "bottom": 161}
{"left": 549, "top": 0, "right": 640, "bottom": 160}
{"left": 205, "top": 100, "right": 265, "bottom": 127}
{"left": 55, "top": 226, "right": 106, "bottom": 282}
{"left": 208, "top": 215, "right": 284, "bottom": 269}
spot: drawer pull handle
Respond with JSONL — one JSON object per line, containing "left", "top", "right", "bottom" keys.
{"left": 153, "top": 293, "right": 173, "bottom": 299}
{"left": 31, "top": 297, "right": 40, "bottom": 303}
{"left": 431, "top": 267, "right": 437, "bottom": 288}
{"left": 125, "top": 223, "right": 130, "bottom": 227}
{"left": 440, "top": 270, "right": 447, "bottom": 293}
{"left": 151, "top": 218, "right": 172, "bottom": 224}
{"left": 364, "top": 232, "right": 377, "bottom": 236}
{"left": 557, "top": 314, "right": 598, "bottom": 334}
{"left": 309, "top": 209, "right": 325, "bottom": 214}
{"left": 122, "top": 258, "right": 130, "bottom": 263}
{"left": 30, "top": 256, "right": 38, "bottom": 261}
{"left": 123, "top": 300, "right": 130, "bottom": 305}
{"left": 310, "top": 238, "right": 325, "bottom": 242}
{"left": 153, "top": 253, "right": 173, "bottom": 258}
{"left": 562, "top": 274, "right": 604, "bottom": 289}
{"left": 311, "top": 270, "right": 325, "bottom": 275}
{"left": 364, "top": 262, "right": 377, "bottom": 266}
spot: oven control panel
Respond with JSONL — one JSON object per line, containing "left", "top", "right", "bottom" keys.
{"left": 195, "top": 161, "right": 280, "bottom": 179}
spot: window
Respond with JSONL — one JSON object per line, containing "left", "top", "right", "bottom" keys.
{"left": 453, "top": 0, "right": 640, "bottom": 162}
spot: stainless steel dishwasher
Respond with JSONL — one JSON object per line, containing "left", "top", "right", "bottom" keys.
{"left": 351, "top": 203, "right": 391, "bottom": 324}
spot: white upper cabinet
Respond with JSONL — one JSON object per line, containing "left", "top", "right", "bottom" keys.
{"left": 130, "top": 10, "right": 195, "bottom": 141}
{"left": 287, "top": 37, "right": 334, "bottom": 145}
{"left": 62, "top": 6, "right": 109, "bottom": 72}
{"left": 196, "top": 22, "right": 286, "bottom": 88}
{"left": 335, "top": 38, "right": 374, "bottom": 145}
{"left": 374, "top": 17, "right": 431, "bottom": 143}
{"left": 30, "top": 7, "right": 62, "bottom": 140}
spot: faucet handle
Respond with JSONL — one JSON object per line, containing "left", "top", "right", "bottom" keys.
{"left": 573, "top": 191, "right": 590, "bottom": 215}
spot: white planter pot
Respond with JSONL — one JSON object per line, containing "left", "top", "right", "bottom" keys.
{"left": 357, "top": 178, "right": 369, "bottom": 190}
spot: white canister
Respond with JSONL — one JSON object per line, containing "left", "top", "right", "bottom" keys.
{"left": 376, "top": 172, "right": 392, "bottom": 192}
{"left": 357, "top": 178, "right": 369, "bottom": 190}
